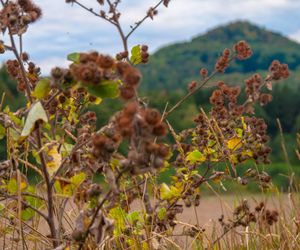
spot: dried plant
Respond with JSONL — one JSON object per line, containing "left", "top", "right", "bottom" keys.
{"left": 0, "top": 1, "right": 295, "bottom": 250}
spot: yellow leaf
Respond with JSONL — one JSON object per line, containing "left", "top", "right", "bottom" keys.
{"left": 46, "top": 145, "right": 62, "bottom": 177}
{"left": 142, "top": 242, "right": 150, "bottom": 250}
{"left": 93, "top": 97, "right": 102, "bottom": 104}
{"left": 244, "top": 150, "right": 253, "bottom": 157}
{"left": 229, "top": 154, "right": 239, "bottom": 164}
{"left": 160, "top": 183, "right": 181, "bottom": 200}
{"left": 7, "top": 173, "right": 28, "bottom": 194}
{"left": 186, "top": 150, "right": 206, "bottom": 163}
{"left": 227, "top": 137, "right": 242, "bottom": 151}
{"left": 241, "top": 116, "right": 247, "bottom": 130}
{"left": 236, "top": 128, "right": 243, "bottom": 138}
{"left": 160, "top": 183, "right": 171, "bottom": 200}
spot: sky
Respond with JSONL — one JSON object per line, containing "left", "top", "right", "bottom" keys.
{"left": 1, "top": 0, "right": 300, "bottom": 74}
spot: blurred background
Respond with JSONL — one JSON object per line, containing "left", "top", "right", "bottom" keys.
{"left": 0, "top": 0, "right": 299, "bottom": 191}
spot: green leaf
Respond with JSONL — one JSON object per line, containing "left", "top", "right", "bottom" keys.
{"left": 86, "top": 81, "right": 120, "bottom": 99}
{"left": 0, "top": 124, "right": 5, "bottom": 140}
{"left": 9, "top": 128, "right": 20, "bottom": 141}
{"left": 236, "top": 128, "right": 243, "bottom": 138}
{"left": 21, "top": 208, "right": 35, "bottom": 221}
{"left": 157, "top": 207, "right": 167, "bottom": 221}
{"left": 7, "top": 178, "right": 18, "bottom": 194}
{"left": 70, "top": 172, "right": 86, "bottom": 186}
{"left": 61, "top": 143, "right": 74, "bottom": 157}
{"left": 54, "top": 181, "right": 63, "bottom": 194}
{"left": 130, "top": 45, "right": 142, "bottom": 65}
{"left": 6, "top": 109, "right": 22, "bottom": 126}
{"left": 0, "top": 203, "right": 5, "bottom": 213}
{"left": 186, "top": 150, "right": 206, "bottom": 163}
{"left": 7, "top": 175, "right": 28, "bottom": 194}
{"left": 126, "top": 211, "right": 140, "bottom": 225}
{"left": 25, "top": 186, "right": 43, "bottom": 207}
{"left": 160, "top": 183, "right": 182, "bottom": 200}
{"left": 160, "top": 183, "right": 172, "bottom": 200}
{"left": 67, "top": 52, "right": 80, "bottom": 63}
{"left": 20, "top": 102, "right": 48, "bottom": 140}
{"left": 32, "top": 150, "right": 41, "bottom": 164}
{"left": 54, "top": 173, "right": 86, "bottom": 197}
{"left": 109, "top": 206, "right": 126, "bottom": 236}
{"left": 32, "top": 78, "right": 51, "bottom": 100}
{"left": 32, "top": 78, "right": 51, "bottom": 99}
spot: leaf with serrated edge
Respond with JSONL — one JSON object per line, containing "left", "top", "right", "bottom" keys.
{"left": 130, "top": 45, "right": 142, "bottom": 65}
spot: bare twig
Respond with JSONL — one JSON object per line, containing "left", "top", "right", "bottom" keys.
{"left": 125, "top": 0, "right": 165, "bottom": 40}
{"left": 7, "top": 27, "right": 33, "bottom": 104}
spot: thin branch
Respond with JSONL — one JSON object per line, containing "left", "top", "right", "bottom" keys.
{"left": 73, "top": 0, "right": 117, "bottom": 27}
{"left": 36, "top": 127, "right": 58, "bottom": 247}
{"left": 125, "top": 0, "right": 165, "bottom": 40}
{"left": 1, "top": 193, "right": 48, "bottom": 221}
{"left": 106, "top": 0, "right": 128, "bottom": 52}
{"left": 163, "top": 70, "right": 219, "bottom": 119}
{"left": 7, "top": 27, "right": 33, "bottom": 104}
{"left": 50, "top": 139, "right": 88, "bottom": 186}
{"left": 163, "top": 56, "right": 236, "bottom": 119}
{"left": 77, "top": 166, "right": 130, "bottom": 250}
{"left": 212, "top": 214, "right": 246, "bottom": 246}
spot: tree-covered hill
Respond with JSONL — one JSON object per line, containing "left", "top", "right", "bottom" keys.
{"left": 140, "top": 21, "right": 300, "bottom": 91}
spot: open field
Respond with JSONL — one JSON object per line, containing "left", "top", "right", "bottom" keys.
{"left": 1, "top": 190, "right": 299, "bottom": 249}
{"left": 129, "top": 192, "right": 299, "bottom": 249}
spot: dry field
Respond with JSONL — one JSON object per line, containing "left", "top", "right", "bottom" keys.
{"left": 0, "top": 193, "right": 298, "bottom": 249}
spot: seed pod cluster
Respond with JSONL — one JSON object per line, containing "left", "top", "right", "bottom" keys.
{"left": 215, "top": 48, "right": 231, "bottom": 72}
{"left": 117, "top": 61, "right": 142, "bottom": 100}
{"left": 184, "top": 76, "right": 275, "bottom": 168}
{"left": 0, "top": 0, "right": 42, "bottom": 35}
{"left": 70, "top": 52, "right": 115, "bottom": 85}
{"left": 115, "top": 102, "right": 167, "bottom": 139}
{"left": 234, "top": 40, "right": 252, "bottom": 60}
{"left": 140, "top": 45, "right": 150, "bottom": 64}
{"left": 53, "top": 51, "right": 142, "bottom": 101}
{"left": 200, "top": 68, "right": 208, "bottom": 78}
{"left": 114, "top": 101, "right": 169, "bottom": 173}
{"left": 6, "top": 58, "right": 40, "bottom": 92}
{"left": 116, "top": 51, "right": 129, "bottom": 61}
{"left": 269, "top": 60, "right": 289, "bottom": 80}
{"left": 92, "top": 132, "right": 119, "bottom": 160}
{"left": 0, "top": 40, "right": 5, "bottom": 54}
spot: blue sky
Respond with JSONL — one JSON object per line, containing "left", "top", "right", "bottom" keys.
{"left": 2, "top": 0, "right": 300, "bottom": 74}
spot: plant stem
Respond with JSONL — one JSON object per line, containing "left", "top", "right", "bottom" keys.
{"left": 36, "top": 127, "right": 58, "bottom": 247}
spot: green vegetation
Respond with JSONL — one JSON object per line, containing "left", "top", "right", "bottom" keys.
{"left": 140, "top": 21, "right": 300, "bottom": 90}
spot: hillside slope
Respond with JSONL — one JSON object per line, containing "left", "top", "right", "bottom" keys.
{"left": 140, "top": 21, "right": 300, "bottom": 91}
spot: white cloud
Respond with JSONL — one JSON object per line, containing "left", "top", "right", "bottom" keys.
{"left": 37, "top": 56, "right": 69, "bottom": 76}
